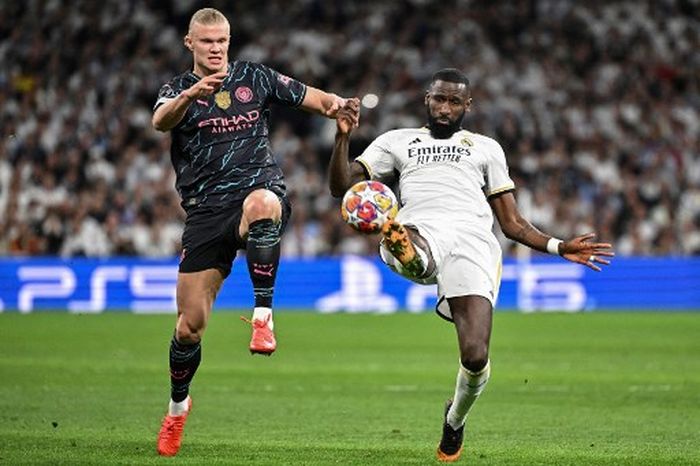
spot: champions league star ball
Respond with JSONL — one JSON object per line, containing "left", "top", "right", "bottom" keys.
{"left": 341, "top": 180, "right": 399, "bottom": 234}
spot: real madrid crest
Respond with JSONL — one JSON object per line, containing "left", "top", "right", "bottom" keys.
{"left": 460, "top": 136, "right": 473, "bottom": 147}
{"left": 215, "top": 90, "right": 231, "bottom": 110}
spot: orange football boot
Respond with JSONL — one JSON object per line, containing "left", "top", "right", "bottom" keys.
{"left": 157, "top": 397, "right": 192, "bottom": 456}
{"left": 436, "top": 399, "right": 464, "bottom": 462}
{"left": 241, "top": 314, "right": 276, "bottom": 355}
{"left": 381, "top": 219, "right": 426, "bottom": 278}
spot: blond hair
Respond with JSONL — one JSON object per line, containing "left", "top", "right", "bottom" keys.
{"left": 188, "top": 8, "right": 229, "bottom": 33}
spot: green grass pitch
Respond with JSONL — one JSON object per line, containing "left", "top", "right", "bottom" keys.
{"left": 1, "top": 311, "right": 699, "bottom": 465}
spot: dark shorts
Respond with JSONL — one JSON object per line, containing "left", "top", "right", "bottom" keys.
{"left": 179, "top": 195, "right": 291, "bottom": 278}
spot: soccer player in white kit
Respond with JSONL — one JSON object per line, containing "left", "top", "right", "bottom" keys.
{"left": 329, "top": 69, "right": 614, "bottom": 462}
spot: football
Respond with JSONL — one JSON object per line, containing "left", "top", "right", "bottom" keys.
{"left": 341, "top": 180, "right": 399, "bottom": 234}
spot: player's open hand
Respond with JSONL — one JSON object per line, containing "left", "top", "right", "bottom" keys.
{"left": 336, "top": 98, "right": 360, "bottom": 135}
{"left": 184, "top": 71, "right": 227, "bottom": 100}
{"left": 561, "top": 233, "right": 614, "bottom": 271}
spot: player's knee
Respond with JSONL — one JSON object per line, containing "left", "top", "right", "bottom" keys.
{"left": 242, "top": 189, "right": 281, "bottom": 222}
{"left": 175, "top": 305, "right": 208, "bottom": 344}
{"left": 460, "top": 343, "right": 489, "bottom": 373}
{"left": 175, "top": 318, "right": 204, "bottom": 344}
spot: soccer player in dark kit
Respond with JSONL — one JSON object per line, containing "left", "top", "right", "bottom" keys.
{"left": 152, "top": 8, "right": 358, "bottom": 456}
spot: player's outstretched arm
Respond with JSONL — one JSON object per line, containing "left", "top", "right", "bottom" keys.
{"left": 490, "top": 191, "right": 614, "bottom": 271}
{"left": 153, "top": 71, "right": 227, "bottom": 132}
{"left": 301, "top": 88, "right": 359, "bottom": 120}
{"left": 328, "top": 101, "right": 365, "bottom": 198}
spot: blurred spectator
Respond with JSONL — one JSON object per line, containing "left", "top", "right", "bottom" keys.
{"left": 0, "top": 0, "right": 698, "bottom": 257}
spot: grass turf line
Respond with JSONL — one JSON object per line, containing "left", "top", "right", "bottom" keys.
{"left": 0, "top": 312, "right": 698, "bottom": 465}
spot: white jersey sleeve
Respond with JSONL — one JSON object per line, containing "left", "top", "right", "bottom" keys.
{"left": 483, "top": 139, "right": 515, "bottom": 197}
{"left": 355, "top": 132, "right": 397, "bottom": 180}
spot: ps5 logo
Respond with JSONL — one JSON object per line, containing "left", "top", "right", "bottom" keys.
{"left": 15, "top": 265, "right": 177, "bottom": 313}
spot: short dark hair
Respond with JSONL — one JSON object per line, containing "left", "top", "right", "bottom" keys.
{"left": 431, "top": 68, "right": 470, "bottom": 87}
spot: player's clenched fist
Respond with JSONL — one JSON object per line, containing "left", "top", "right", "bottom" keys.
{"left": 184, "top": 71, "right": 227, "bottom": 100}
{"left": 336, "top": 99, "right": 360, "bottom": 134}
{"left": 322, "top": 93, "right": 346, "bottom": 117}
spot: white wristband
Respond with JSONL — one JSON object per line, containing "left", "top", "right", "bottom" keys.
{"left": 546, "top": 238, "right": 563, "bottom": 255}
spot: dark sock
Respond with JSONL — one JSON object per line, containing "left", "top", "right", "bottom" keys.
{"left": 169, "top": 335, "right": 201, "bottom": 403}
{"left": 246, "top": 219, "right": 281, "bottom": 308}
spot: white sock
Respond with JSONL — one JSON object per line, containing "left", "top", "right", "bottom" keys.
{"left": 168, "top": 396, "right": 190, "bottom": 416}
{"left": 252, "top": 306, "right": 273, "bottom": 330}
{"left": 446, "top": 360, "right": 490, "bottom": 429}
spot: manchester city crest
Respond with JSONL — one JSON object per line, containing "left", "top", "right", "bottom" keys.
{"left": 235, "top": 86, "right": 253, "bottom": 103}
{"left": 215, "top": 90, "right": 231, "bottom": 110}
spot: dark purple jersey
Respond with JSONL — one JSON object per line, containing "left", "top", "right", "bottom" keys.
{"left": 155, "top": 61, "right": 307, "bottom": 209}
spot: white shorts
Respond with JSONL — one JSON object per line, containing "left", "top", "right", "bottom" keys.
{"left": 379, "top": 219, "right": 502, "bottom": 321}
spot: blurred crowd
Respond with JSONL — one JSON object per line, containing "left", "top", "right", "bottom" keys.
{"left": 1, "top": 0, "right": 699, "bottom": 258}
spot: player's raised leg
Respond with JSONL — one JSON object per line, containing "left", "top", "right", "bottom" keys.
{"left": 381, "top": 220, "right": 425, "bottom": 277}
{"left": 437, "top": 295, "right": 492, "bottom": 462}
{"left": 380, "top": 221, "right": 436, "bottom": 282}
{"left": 239, "top": 189, "right": 283, "bottom": 355}
{"left": 158, "top": 269, "right": 222, "bottom": 456}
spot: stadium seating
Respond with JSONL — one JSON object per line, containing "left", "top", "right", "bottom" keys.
{"left": 0, "top": 0, "right": 698, "bottom": 257}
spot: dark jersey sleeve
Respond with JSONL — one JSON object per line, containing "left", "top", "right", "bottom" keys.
{"left": 256, "top": 63, "right": 307, "bottom": 108}
{"left": 153, "top": 78, "right": 187, "bottom": 111}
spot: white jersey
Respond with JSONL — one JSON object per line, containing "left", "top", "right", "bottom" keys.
{"left": 356, "top": 127, "right": 514, "bottom": 248}
{"left": 357, "top": 127, "right": 515, "bottom": 313}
